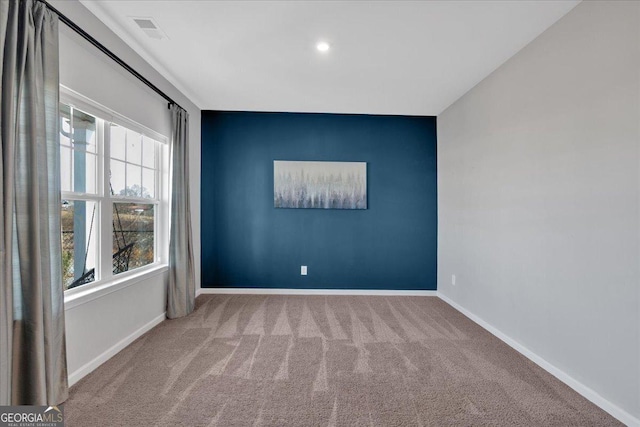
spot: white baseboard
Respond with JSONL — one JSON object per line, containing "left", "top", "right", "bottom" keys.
{"left": 437, "top": 293, "right": 639, "bottom": 427}
{"left": 67, "top": 313, "right": 166, "bottom": 387}
{"left": 197, "top": 287, "right": 437, "bottom": 297}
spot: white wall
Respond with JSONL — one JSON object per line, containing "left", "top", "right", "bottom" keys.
{"left": 438, "top": 0, "right": 639, "bottom": 423}
{"left": 65, "top": 270, "right": 168, "bottom": 385}
{"left": 51, "top": 0, "right": 201, "bottom": 384}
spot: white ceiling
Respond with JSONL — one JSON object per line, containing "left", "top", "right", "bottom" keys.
{"left": 80, "top": 0, "right": 580, "bottom": 115}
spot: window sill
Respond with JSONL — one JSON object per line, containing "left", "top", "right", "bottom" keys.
{"left": 64, "top": 264, "right": 169, "bottom": 310}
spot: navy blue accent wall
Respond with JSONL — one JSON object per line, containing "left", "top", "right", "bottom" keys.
{"left": 201, "top": 111, "right": 437, "bottom": 290}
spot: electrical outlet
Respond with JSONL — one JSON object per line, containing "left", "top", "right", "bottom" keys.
{"left": 451, "top": 274, "right": 456, "bottom": 286}
{"left": 301, "top": 265, "right": 307, "bottom": 276}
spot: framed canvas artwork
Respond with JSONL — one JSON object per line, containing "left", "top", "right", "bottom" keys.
{"left": 274, "top": 161, "right": 367, "bottom": 209}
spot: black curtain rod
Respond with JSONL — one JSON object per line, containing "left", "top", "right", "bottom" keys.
{"left": 38, "top": 0, "right": 184, "bottom": 111}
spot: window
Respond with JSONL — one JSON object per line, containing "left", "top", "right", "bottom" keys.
{"left": 60, "top": 91, "right": 167, "bottom": 292}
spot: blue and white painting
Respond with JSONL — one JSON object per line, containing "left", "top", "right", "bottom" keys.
{"left": 274, "top": 161, "right": 367, "bottom": 209}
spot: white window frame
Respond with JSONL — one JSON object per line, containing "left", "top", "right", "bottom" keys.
{"left": 60, "top": 86, "right": 170, "bottom": 301}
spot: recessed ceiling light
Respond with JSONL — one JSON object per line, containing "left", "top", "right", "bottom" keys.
{"left": 316, "top": 41, "right": 330, "bottom": 52}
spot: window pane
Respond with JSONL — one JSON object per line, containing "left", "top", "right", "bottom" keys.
{"left": 110, "top": 159, "right": 126, "bottom": 196}
{"left": 72, "top": 108, "right": 97, "bottom": 154}
{"left": 60, "top": 104, "right": 71, "bottom": 147}
{"left": 85, "top": 153, "right": 97, "bottom": 194}
{"left": 110, "top": 124, "right": 126, "bottom": 160}
{"left": 62, "top": 200, "right": 98, "bottom": 290}
{"left": 113, "top": 203, "right": 154, "bottom": 274}
{"left": 58, "top": 107, "right": 97, "bottom": 194}
{"left": 142, "top": 168, "right": 155, "bottom": 199}
{"left": 70, "top": 149, "right": 93, "bottom": 194}
{"left": 71, "top": 152, "right": 97, "bottom": 194}
{"left": 60, "top": 146, "right": 72, "bottom": 192}
{"left": 126, "top": 130, "right": 142, "bottom": 165}
{"left": 125, "top": 164, "right": 142, "bottom": 197}
{"left": 142, "top": 136, "right": 156, "bottom": 168}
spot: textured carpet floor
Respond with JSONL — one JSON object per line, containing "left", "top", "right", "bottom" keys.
{"left": 65, "top": 295, "right": 621, "bottom": 426}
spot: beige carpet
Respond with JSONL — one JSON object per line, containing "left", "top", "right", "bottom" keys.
{"left": 65, "top": 295, "right": 621, "bottom": 426}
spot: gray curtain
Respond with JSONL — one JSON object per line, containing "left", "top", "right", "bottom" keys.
{"left": 0, "top": 0, "right": 68, "bottom": 405}
{"left": 167, "top": 105, "right": 195, "bottom": 319}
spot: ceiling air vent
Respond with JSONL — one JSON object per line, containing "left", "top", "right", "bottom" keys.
{"left": 131, "top": 17, "right": 167, "bottom": 40}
